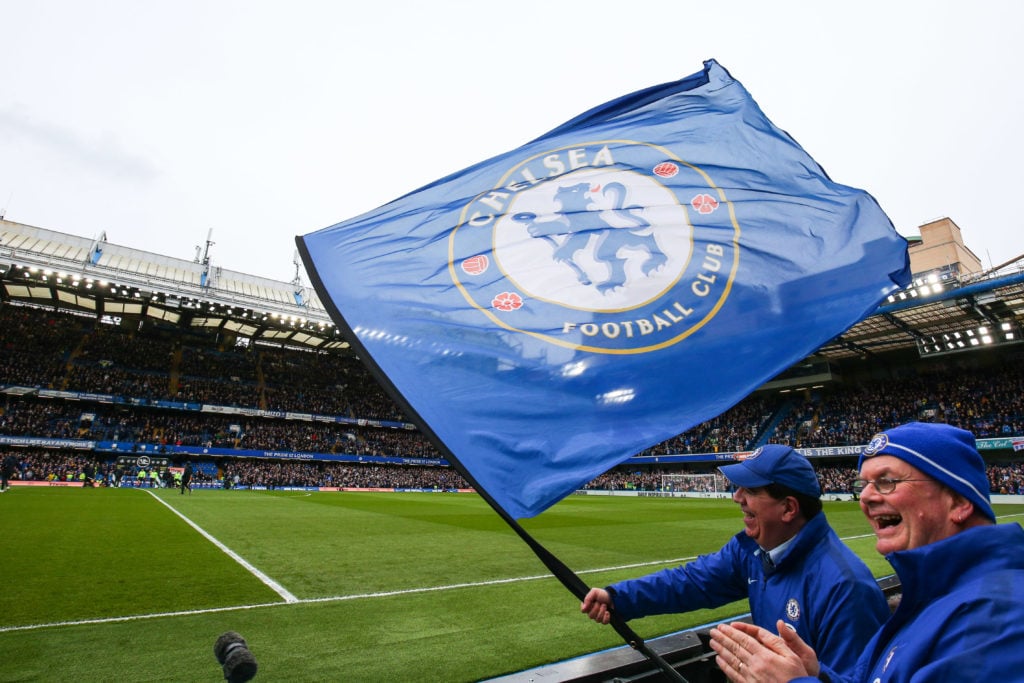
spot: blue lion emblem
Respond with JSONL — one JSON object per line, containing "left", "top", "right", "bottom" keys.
{"left": 513, "top": 181, "right": 668, "bottom": 293}
{"left": 863, "top": 433, "right": 889, "bottom": 456}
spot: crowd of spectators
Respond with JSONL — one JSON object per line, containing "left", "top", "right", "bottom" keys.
{"left": 0, "top": 449, "right": 468, "bottom": 490}
{"left": 0, "top": 304, "right": 407, "bottom": 421}
{"left": 639, "top": 396, "right": 773, "bottom": 456}
{"left": 0, "top": 450, "right": 103, "bottom": 484}
{"left": 771, "top": 359, "right": 1024, "bottom": 447}
{"left": 989, "top": 462, "right": 1024, "bottom": 495}
{"left": 5, "top": 447, "right": 1022, "bottom": 496}
{"left": 222, "top": 459, "right": 468, "bottom": 489}
{"left": 582, "top": 470, "right": 727, "bottom": 492}
{"left": 0, "top": 399, "right": 434, "bottom": 457}
{"left": 3, "top": 301, "right": 1024, "bottom": 495}
{"left": 580, "top": 466, "right": 862, "bottom": 494}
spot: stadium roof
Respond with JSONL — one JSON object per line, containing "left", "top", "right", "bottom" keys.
{"left": 0, "top": 218, "right": 347, "bottom": 351}
{"left": 2, "top": 217, "right": 1023, "bottom": 361}
{"left": 816, "top": 265, "right": 1024, "bottom": 360}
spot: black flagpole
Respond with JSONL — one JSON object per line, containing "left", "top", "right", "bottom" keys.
{"left": 486, "top": 493, "right": 690, "bottom": 683}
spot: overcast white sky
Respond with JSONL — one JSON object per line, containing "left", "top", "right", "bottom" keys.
{"left": 2, "top": 1, "right": 1022, "bottom": 283}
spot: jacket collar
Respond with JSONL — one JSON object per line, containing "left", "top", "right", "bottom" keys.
{"left": 887, "top": 524, "right": 1024, "bottom": 613}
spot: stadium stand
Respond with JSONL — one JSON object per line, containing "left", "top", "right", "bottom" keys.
{"left": 2, "top": 215, "right": 1024, "bottom": 498}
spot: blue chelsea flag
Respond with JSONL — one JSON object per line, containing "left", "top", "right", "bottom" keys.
{"left": 297, "top": 59, "right": 910, "bottom": 519}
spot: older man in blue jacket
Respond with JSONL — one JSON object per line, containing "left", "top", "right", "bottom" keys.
{"left": 581, "top": 444, "right": 888, "bottom": 675}
{"left": 710, "top": 422, "right": 1024, "bottom": 682}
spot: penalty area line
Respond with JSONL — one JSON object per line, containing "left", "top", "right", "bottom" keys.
{"left": 144, "top": 490, "right": 299, "bottom": 603}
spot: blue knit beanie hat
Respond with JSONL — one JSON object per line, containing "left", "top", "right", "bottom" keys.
{"left": 858, "top": 422, "right": 994, "bottom": 522}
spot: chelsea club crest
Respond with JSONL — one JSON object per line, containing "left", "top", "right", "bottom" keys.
{"left": 863, "top": 433, "right": 889, "bottom": 457}
{"left": 449, "top": 140, "right": 739, "bottom": 354}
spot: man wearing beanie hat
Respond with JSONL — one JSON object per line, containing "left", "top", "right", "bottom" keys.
{"left": 710, "top": 422, "right": 1024, "bottom": 682}
{"left": 581, "top": 444, "right": 888, "bottom": 675}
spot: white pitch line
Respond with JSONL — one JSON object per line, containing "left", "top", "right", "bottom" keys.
{"left": 0, "top": 545, "right": 804, "bottom": 635}
{"left": 3, "top": 513, "right": 1019, "bottom": 635}
{"left": 144, "top": 490, "right": 299, "bottom": 603}
{"left": 0, "top": 601, "right": 286, "bottom": 633}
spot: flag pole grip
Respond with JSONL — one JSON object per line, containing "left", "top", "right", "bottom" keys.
{"left": 501, "top": 514, "right": 689, "bottom": 683}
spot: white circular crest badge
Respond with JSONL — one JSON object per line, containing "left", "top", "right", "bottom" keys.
{"left": 863, "top": 433, "right": 889, "bottom": 457}
{"left": 449, "top": 140, "right": 739, "bottom": 354}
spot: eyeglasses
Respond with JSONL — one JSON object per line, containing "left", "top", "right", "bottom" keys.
{"left": 851, "top": 477, "right": 930, "bottom": 495}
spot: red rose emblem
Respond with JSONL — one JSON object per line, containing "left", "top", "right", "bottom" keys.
{"left": 492, "top": 292, "right": 523, "bottom": 311}
{"left": 690, "top": 193, "right": 719, "bottom": 214}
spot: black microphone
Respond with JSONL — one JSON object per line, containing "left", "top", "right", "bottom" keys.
{"left": 214, "top": 631, "right": 258, "bottom": 682}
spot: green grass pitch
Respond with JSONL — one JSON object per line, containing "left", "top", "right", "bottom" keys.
{"left": 1, "top": 487, "right": 1017, "bottom": 681}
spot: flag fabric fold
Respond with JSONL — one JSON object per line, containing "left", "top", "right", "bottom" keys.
{"left": 298, "top": 59, "right": 910, "bottom": 519}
